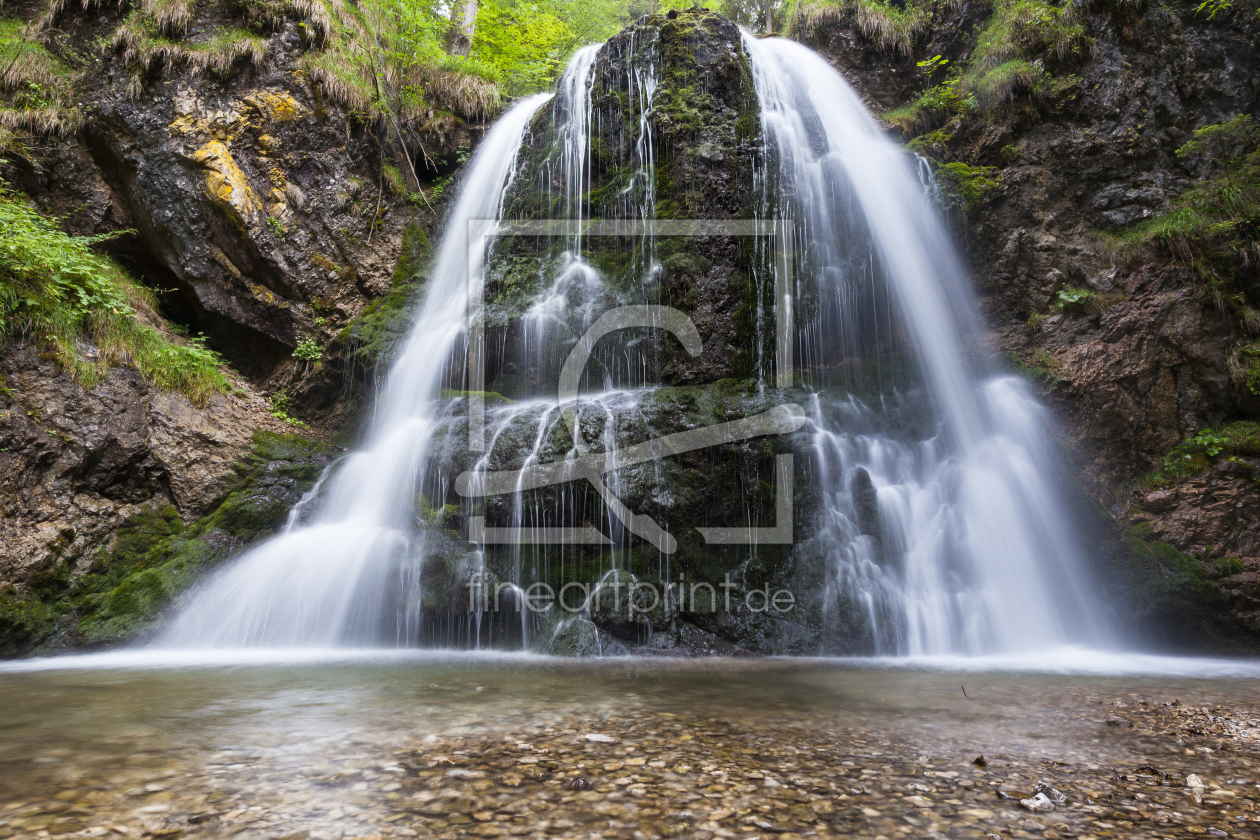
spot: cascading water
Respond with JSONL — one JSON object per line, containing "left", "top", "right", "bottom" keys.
{"left": 743, "top": 34, "right": 1114, "bottom": 654}
{"left": 160, "top": 20, "right": 1115, "bottom": 656}
{"left": 160, "top": 94, "right": 551, "bottom": 647}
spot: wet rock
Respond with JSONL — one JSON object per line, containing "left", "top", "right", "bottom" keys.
{"left": 1033, "top": 781, "right": 1067, "bottom": 803}
{"left": 1019, "top": 792, "right": 1055, "bottom": 812}
{"left": 537, "top": 617, "right": 603, "bottom": 657}
{"left": 1143, "top": 489, "right": 1180, "bottom": 513}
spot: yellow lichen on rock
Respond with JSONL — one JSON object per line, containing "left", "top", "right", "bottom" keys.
{"left": 169, "top": 108, "right": 247, "bottom": 142}
{"left": 242, "top": 90, "right": 306, "bottom": 124}
{"left": 191, "top": 141, "right": 264, "bottom": 233}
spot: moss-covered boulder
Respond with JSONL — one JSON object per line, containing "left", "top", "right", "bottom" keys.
{"left": 491, "top": 9, "right": 770, "bottom": 393}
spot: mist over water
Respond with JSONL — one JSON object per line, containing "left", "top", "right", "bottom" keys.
{"left": 159, "top": 32, "right": 1116, "bottom": 657}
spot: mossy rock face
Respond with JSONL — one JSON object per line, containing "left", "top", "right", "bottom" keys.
{"left": 418, "top": 381, "right": 818, "bottom": 653}
{"left": 1103, "top": 521, "right": 1260, "bottom": 652}
{"left": 492, "top": 9, "right": 771, "bottom": 394}
{"left": 0, "top": 431, "right": 333, "bottom": 656}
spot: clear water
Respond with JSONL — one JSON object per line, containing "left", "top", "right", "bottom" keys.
{"left": 1, "top": 655, "right": 1259, "bottom": 838}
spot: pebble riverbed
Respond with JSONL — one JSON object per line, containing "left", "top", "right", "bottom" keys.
{"left": 0, "top": 655, "right": 1258, "bottom": 840}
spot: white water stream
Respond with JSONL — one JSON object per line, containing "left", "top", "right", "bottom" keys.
{"left": 743, "top": 36, "right": 1116, "bottom": 654}
{"left": 159, "top": 32, "right": 1116, "bottom": 656}
{"left": 161, "top": 94, "right": 552, "bottom": 647}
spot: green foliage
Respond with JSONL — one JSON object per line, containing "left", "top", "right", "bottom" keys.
{"left": 293, "top": 335, "right": 323, "bottom": 363}
{"left": 1232, "top": 340, "right": 1260, "bottom": 395}
{"left": 1054, "top": 285, "right": 1098, "bottom": 312}
{"left": 0, "top": 18, "right": 84, "bottom": 151}
{"left": 880, "top": 0, "right": 1087, "bottom": 135}
{"left": 917, "top": 53, "right": 949, "bottom": 74}
{"left": 0, "top": 182, "right": 229, "bottom": 404}
{"left": 473, "top": 1, "right": 575, "bottom": 95}
{"left": 1145, "top": 421, "right": 1260, "bottom": 486}
{"left": 266, "top": 215, "right": 287, "bottom": 240}
{"left": 1125, "top": 115, "right": 1260, "bottom": 275}
{"left": 1192, "top": 0, "right": 1257, "bottom": 18}
{"left": 269, "top": 391, "right": 308, "bottom": 426}
{"left": 936, "top": 161, "right": 1002, "bottom": 212}
{"left": 884, "top": 78, "right": 973, "bottom": 135}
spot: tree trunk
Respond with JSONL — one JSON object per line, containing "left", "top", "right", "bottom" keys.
{"left": 447, "top": 0, "right": 479, "bottom": 57}
{"left": 764, "top": 1, "right": 774, "bottom": 34}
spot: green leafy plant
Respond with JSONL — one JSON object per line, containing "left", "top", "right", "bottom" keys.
{"left": 1053, "top": 286, "right": 1112, "bottom": 315}
{"left": 1195, "top": 0, "right": 1232, "bottom": 17}
{"left": 1144, "top": 421, "right": 1260, "bottom": 486}
{"left": 916, "top": 54, "right": 949, "bottom": 75}
{"left": 266, "top": 215, "right": 287, "bottom": 240}
{"left": 0, "top": 181, "right": 228, "bottom": 404}
{"left": 293, "top": 336, "right": 323, "bottom": 363}
{"left": 268, "top": 392, "right": 307, "bottom": 427}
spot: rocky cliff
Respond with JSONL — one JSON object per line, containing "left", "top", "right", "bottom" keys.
{"left": 0, "top": 0, "right": 480, "bottom": 652}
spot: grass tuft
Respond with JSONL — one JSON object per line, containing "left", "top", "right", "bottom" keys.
{"left": 878, "top": 0, "right": 1088, "bottom": 135}
{"left": 0, "top": 181, "right": 229, "bottom": 405}
{"left": 796, "top": 0, "right": 935, "bottom": 56}
{"left": 112, "top": 12, "right": 267, "bottom": 92}
{"left": 0, "top": 18, "right": 83, "bottom": 149}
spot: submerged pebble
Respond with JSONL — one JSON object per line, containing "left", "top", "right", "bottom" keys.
{"left": 0, "top": 668, "right": 1258, "bottom": 840}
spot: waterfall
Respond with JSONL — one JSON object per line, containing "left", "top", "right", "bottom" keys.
{"left": 158, "top": 26, "right": 1116, "bottom": 656}
{"left": 160, "top": 94, "right": 551, "bottom": 647}
{"left": 743, "top": 35, "right": 1115, "bottom": 654}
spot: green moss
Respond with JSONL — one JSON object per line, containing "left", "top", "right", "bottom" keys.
{"left": 1141, "top": 421, "right": 1260, "bottom": 488}
{"left": 341, "top": 231, "right": 429, "bottom": 367}
{"left": 1118, "top": 522, "right": 1223, "bottom": 620}
{"left": 936, "top": 161, "right": 1002, "bottom": 212}
{"left": 0, "top": 587, "right": 59, "bottom": 657}
{"left": 0, "top": 431, "right": 331, "bottom": 656}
